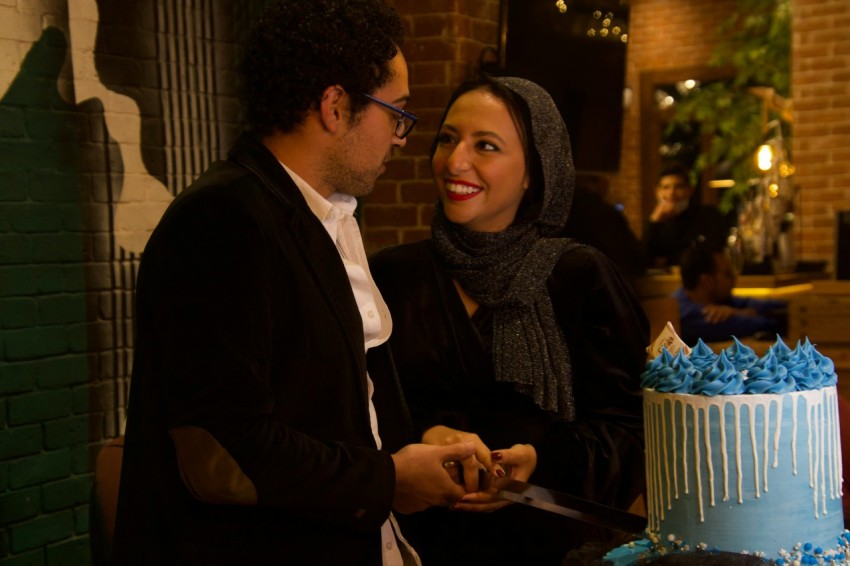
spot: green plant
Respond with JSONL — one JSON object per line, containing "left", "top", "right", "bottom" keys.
{"left": 664, "top": 0, "right": 791, "bottom": 213}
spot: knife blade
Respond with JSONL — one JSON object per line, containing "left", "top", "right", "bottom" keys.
{"left": 496, "top": 479, "right": 647, "bottom": 533}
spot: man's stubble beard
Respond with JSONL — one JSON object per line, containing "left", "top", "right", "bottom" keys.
{"left": 321, "top": 121, "right": 383, "bottom": 199}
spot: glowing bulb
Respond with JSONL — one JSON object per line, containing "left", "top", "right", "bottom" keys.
{"left": 768, "top": 183, "right": 779, "bottom": 198}
{"left": 756, "top": 144, "right": 774, "bottom": 171}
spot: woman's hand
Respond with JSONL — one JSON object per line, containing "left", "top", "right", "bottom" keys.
{"left": 451, "top": 443, "right": 537, "bottom": 513}
{"left": 421, "top": 425, "right": 505, "bottom": 493}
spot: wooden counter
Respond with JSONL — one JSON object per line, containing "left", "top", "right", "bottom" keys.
{"left": 635, "top": 270, "right": 825, "bottom": 299}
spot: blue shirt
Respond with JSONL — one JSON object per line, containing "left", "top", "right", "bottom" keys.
{"left": 672, "top": 287, "right": 786, "bottom": 345}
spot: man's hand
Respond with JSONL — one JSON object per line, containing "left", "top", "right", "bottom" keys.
{"left": 390, "top": 442, "right": 475, "bottom": 514}
{"left": 649, "top": 198, "right": 677, "bottom": 223}
{"left": 702, "top": 304, "right": 759, "bottom": 324}
{"left": 421, "top": 425, "right": 505, "bottom": 492}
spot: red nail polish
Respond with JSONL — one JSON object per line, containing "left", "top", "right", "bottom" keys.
{"left": 491, "top": 452, "right": 502, "bottom": 461}
{"left": 496, "top": 468, "right": 505, "bottom": 478}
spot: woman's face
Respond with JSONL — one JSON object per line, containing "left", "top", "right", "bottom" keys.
{"left": 431, "top": 89, "right": 529, "bottom": 233}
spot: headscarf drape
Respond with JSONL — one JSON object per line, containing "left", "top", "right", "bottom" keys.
{"left": 431, "top": 76, "right": 579, "bottom": 420}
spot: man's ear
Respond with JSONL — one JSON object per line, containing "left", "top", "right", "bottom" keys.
{"left": 319, "top": 85, "right": 347, "bottom": 134}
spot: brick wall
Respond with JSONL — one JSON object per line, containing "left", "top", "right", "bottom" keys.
{"left": 363, "top": 0, "right": 501, "bottom": 250}
{"left": 792, "top": 0, "right": 850, "bottom": 265}
{"left": 1, "top": 2, "right": 94, "bottom": 561}
{"left": 1, "top": 1, "right": 253, "bottom": 563}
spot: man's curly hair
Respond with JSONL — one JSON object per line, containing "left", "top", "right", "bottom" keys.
{"left": 242, "top": 0, "right": 405, "bottom": 136}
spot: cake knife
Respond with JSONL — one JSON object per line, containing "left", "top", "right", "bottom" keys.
{"left": 496, "top": 479, "right": 647, "bottom": 533}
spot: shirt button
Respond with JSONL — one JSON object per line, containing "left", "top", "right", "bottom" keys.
{"left": 385, "top": 541, "right": 394, "bottom": 550}
{"left": 367, "top": 310, "right": 375, "bottom": 319}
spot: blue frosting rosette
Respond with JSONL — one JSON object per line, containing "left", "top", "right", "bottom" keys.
{"left": 769, "top": 334, "right": 794, "bottom": 362}
{"left": 745, "top": 349, "right": 796, "bottom": 394}
{"left": 641, "top": 335, "right": 837, "bottom": 396}
{"left": 641, "top": 348, "right": 675, "bottom": 389}
{"left": 798, "top": 338, "right": 838, "bottom": 389}
{"left": 722, "top": 337, "right": 759, "bottom": 373}
{"left": 688, "top": 339, "right": 717, "bottom": 373}
{"left": 641, "top": 348, "right": 699, "bottom": 393}
{"left": 692, "top": 351, "right": 746, "bottom": 395}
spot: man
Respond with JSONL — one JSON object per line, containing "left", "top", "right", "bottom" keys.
{"left": 673, "top": 241, "right": 786, "bottom": 345}
{"left": 643, "top": 163, "right": 727, "bottom": 268}
{"left": 112, "top": 1, "right": 476, "bottom": 564}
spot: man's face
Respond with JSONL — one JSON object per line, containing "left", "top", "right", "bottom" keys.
{"left": 322, "top": 51, "right": 410, "bottom": 198}
{"left": 708, "top": 252, "right": 736, "bottom": 303}
{"left": 656, "top": 174, "right": 693, "bottom": 209}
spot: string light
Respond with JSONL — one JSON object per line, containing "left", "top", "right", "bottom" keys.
{"left": 555, "top": 2, "right": 628, "bottom": 42}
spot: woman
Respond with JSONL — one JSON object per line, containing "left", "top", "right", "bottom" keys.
{"left": 370, "top": 76, "right": 648, "bottom": 564}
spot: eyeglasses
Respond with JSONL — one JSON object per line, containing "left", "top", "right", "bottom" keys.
{"left": 360, "top": 93, "right": 418, "bottom": 139}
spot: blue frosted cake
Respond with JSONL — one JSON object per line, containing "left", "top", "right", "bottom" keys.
{"left": 606, "top": 334, "right": 848, "bottom": 565}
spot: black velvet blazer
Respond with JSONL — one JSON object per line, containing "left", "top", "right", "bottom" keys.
{"left": 113, "top": 133, "right": 412, "bottom": 565}
{"left": 371, "top": 240, "right": 649, "bottom": 563}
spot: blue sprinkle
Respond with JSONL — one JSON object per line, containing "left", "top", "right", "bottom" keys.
{"left": 804, "top": 542, "right": 813, "bottom": 552}
{"left": 815, "top": 546, "right": 823, "bottom": 554}
{"left": 776, "top": 560, "right": 785, "bottom": 566}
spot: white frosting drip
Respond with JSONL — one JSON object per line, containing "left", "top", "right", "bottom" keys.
{"left": 644, "top": 387, "right": 843, "bottom": 536}
{"left": 749, "top": 402, "right": 760, "bottom": 499}
{"left": 762, "top": 403, "right": 769, "bottom": 491}
{"left": 772, "top": 402, "right": 782, "bottom": 469}
{"left": 693, "top": 405, "right": 703, "bottom": 521}
{"left": 734, "top": 402, "right": 743, "bottom": 504}
{"left": 703, "top": 407, "right": 715, "bottom": 507}
{"left": 719, "top": 403, "right": 729, "bottom": 501}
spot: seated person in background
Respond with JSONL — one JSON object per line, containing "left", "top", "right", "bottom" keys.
{"left": 674, "top": 241, "right": 787, "bottom": 345}
{"left": 562, "top": 173, "right": 646, "bottom": 287}
{"left": 643, "top": 162, "right": 727, "bottom": 269}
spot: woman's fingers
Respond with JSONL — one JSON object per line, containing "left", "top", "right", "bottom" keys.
{"left": 452, "top": 491, "right": 512, "bottom": 513}
{"left": 423, "top": 425, "right": 505, "bottom": 480}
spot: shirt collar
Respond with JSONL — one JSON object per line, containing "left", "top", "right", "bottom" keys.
{"left": 279, "top": 162, "right": 357, "bottom": 240}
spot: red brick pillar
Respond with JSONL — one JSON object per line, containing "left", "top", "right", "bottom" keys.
{"left": 362, "top": 0, "right": 500, "bottom": 253}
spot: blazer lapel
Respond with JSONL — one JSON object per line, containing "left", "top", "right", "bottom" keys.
{"left": 228, "top": 133, "right": 372, "bottom": 419}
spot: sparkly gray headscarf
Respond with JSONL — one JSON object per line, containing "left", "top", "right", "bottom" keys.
{"left": 431, "top": 76, "right": 579, "bottom": 420}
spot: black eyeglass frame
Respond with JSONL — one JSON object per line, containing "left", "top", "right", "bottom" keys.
{"left": 360, "top": 92, "right": 418, "bottom": 139}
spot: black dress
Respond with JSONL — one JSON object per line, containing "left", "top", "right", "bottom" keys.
{"left": 371, "top": 239, "right": 649, "bottom": 565}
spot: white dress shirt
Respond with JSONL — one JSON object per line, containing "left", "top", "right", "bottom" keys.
{"left": 280, "top": 163, "right": 420, "bottom": 566}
